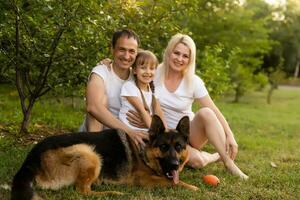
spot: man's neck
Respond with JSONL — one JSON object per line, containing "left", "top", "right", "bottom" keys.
{"left": 112, "top": 63, "right": 130, "bottom": 80}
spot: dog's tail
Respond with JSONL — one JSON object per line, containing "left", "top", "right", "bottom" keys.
{"left": 11, "top": 150, "right": 42, "bottom": 200}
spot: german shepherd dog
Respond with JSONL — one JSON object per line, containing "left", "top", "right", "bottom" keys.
{"left": 11, "top": 115, "right": 198, "bottom": 200}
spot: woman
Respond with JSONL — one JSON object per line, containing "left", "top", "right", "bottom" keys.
{"left": 128, "top": 33, "right": 248, "bottom": 179}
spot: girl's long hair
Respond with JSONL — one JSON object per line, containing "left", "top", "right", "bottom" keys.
{"left": 132, "top": 50, "right": 159, "bottom": 114}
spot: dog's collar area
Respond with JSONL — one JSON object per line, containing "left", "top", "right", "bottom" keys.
{"left": 139, "top": 147, "right": 163, "bottom": 176}
{"left": 139, "top": 146, "right": 150, "bottom": 166}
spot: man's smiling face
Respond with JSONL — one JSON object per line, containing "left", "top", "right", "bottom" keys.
{"left": 112, "top": 36, "right": 138, "bottom": 70}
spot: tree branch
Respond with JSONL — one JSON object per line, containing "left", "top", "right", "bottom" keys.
{"left": 13, "top": 1, "right": 27, "bottom": 115}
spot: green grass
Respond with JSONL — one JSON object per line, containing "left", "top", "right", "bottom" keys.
{"left": 1, "top": 85, "right": 300, "bottom": 199}
{"left": 0, "top": 84, "right": 85, "bottom": 132}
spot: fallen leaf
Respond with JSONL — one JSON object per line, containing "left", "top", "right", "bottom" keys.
{"left": 270, "top": 161, "right": 278, "bottom": 168}
{"left": 0, "top": 183, "right": 11, "bottom": 191}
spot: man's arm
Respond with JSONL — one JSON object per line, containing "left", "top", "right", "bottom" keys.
{"left": 85, "top": 73, "right": 148, "bottom": 145}
{"left": 86, "top": 73, "right": 125, "bottom": 130}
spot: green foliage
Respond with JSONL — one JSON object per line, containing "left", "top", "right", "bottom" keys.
{"left": 197, "top": 45, "right": 231, "bottom": 99}
{"left": 253, "top": 72, "right": 268, "bottom": 91}
{"left": 98, "top": 0, "right": 188, "bottom": 59}
{"left": 270, "top": 0, "right": 300, "bottom": 76}
{"left": 0, "top": 0, "right": 114, "bottom": 94}
{"left": 178, "top": 0, "right": 273, "bottom": 100}
{"left": 185, "top": 0, "right": 272, "bottom": 64}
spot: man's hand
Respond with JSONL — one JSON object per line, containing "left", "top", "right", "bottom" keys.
{"left": 126, "top": 110, "right": 147, "bottom": 129}
{"left": 127, "top": 129, "right": 149, "bottom": 148}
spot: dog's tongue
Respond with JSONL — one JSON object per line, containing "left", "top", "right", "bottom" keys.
{"left": 172, "top": 170, "right": 179, "bottom": 184}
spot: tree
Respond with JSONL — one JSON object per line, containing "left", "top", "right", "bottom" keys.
{"left": 180, "top": 0, "right": 272, "bottom": 102}
{"left": 197, "top": 45, "right": 231, "bottom": 99}
{"left": 279, "top": 0, "right": 300, "bottom": 77}
{"left": 0, "top": 0, "right": 108, "bottom": 133}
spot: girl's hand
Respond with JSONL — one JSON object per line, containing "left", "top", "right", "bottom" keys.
{"left": 126, "top": 110, "right": 147, "bottom": 129}
{"left": 226, "top": 135, "right": 238, "bottom": 160}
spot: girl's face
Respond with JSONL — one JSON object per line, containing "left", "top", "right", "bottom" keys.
{"left": 134, "top": 63, "right": 156, "bottom": 86}
{"left": 169, "top": 42, "right": 190, "bottom": 73}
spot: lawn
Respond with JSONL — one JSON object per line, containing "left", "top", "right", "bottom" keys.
{"left": 0, "top": 84, "right": 299, "bottom": 200}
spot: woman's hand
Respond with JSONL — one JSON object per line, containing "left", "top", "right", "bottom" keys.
{"left": 126, "top": 110, "right": 148, "bottom": 129}
{"left": 226, "top": 135, "right": 238, "bottom": 160}
{"left": 98, "top": 58, "right": 112, "bottom": 67}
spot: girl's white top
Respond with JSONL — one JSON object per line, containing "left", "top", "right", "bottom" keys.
{"left": 119, "top": 80, "right": 155, "bottom": 132}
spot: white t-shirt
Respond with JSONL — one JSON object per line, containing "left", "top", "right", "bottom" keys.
{"left": 79, "top": 64, "right": 132, "bottom": 131}
{"left": 154, "top": 67, "right": 208, "bottom": 129}
{"left": 119, "top": 80, "right": 154, "bottom": 132}
{"left": 90, "top": 64, "right": 133, "bottom": 117}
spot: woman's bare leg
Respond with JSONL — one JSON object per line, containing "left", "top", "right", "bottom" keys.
{"left": 188, "top": 107, "right": 248, "bottom": 179}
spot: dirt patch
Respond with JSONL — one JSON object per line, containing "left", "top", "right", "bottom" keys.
{"left": 0, "top": 124, "right": 72, "bottom": 146}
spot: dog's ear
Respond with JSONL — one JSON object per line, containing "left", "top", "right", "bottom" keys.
{"left": 176, "top": 116, "right": 190, "bottom": 140}
{"left": 148, "top": 115, "right": 165, "bottom": 142}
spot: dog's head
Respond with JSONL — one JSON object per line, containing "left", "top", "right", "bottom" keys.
{"left": 145, "top": 115, "right": 189, "bottom": 184}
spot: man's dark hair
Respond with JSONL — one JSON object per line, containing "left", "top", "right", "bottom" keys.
{"left": 112, "top": 29, "right": 140, "bottom": 48}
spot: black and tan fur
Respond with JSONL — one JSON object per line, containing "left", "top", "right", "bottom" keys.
{"left": 11, "top": 115, "right": 198, "bottom": 200}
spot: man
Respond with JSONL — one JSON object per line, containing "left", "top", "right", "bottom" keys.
{"left": 81, "top": 29, "right": 147, "bottom": 145}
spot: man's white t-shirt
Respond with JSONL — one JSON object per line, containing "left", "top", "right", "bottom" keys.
{"left": 79, "top": 64, "right": 132, "bottom": 131}
{"left": 154, "top": 66, "right": 208, "bottom": 129}
{"left": 90, "top": 65, "right": 133, "bottom": 117}
{"left": 119, "top": 80, "right": 154, "bottom": 132}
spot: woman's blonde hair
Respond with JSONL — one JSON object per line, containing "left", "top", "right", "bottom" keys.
{"left": 159, "top": 33, "right": 196, "bottom": 88}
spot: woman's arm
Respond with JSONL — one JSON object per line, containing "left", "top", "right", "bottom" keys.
{"left": 99, "top": 58, "right": 112, "bottom": 67}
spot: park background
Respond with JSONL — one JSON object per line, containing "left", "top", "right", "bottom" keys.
{"left": 0, "top": 0, "right": 299, "bottom": 199}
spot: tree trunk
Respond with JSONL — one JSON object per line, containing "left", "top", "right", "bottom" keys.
{"left": 267, "top": 83, "right": 277, "bottom": 104}
{"left": 233, "top": 86, "right": 241, "bottom": 103}
{"left": 20, "top": 106, "right": 32, "bottom": 134}
{"left": 267, "top": 86, "right": 273, "bottom": 104}
{"left": 14, "top": 9, "right": 35, "bottom": 134}
{"left": 294, "top": 61, "right": 299, "bottom": 78}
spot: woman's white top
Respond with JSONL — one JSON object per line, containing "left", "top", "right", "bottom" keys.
{"left": 154, "top": 66, "right": 208, "bottom": 129}
{"left": 119, "top": 80, "right": 154, "bottom": 132}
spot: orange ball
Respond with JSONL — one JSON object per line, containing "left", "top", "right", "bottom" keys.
{"left": 202, "top": 175, "right": 220, "bottom": 186}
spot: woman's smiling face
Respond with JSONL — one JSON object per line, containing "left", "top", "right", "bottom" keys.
{"left": 169, "top": 42, "right": 190, "bottom": 73}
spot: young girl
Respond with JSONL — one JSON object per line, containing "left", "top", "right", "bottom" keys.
{"left": 118, "top": 50, "right": 165, "bottom": 131}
